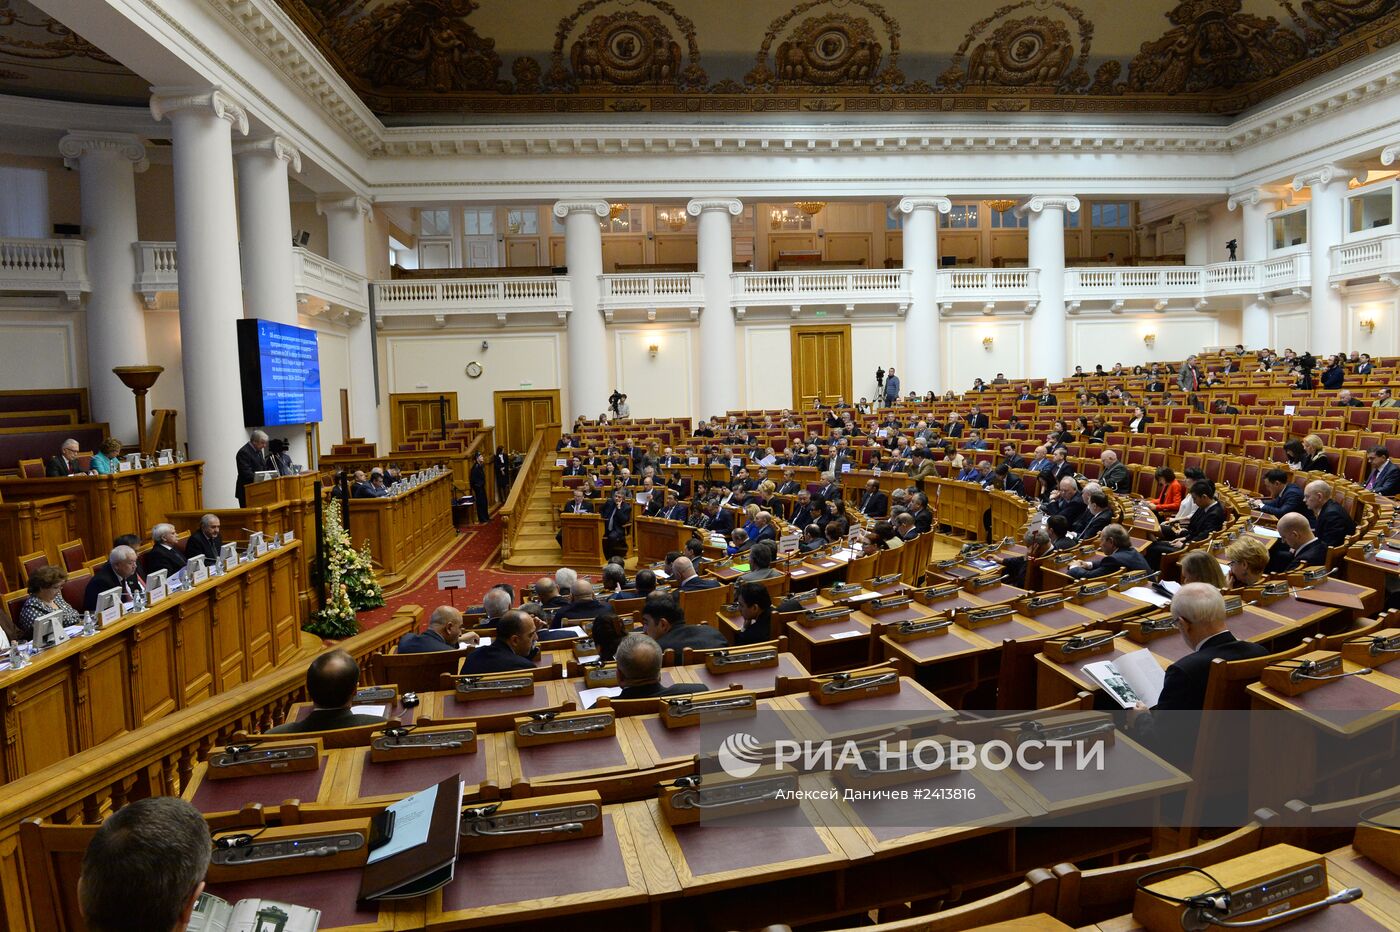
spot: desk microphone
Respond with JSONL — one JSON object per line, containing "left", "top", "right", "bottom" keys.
{"left": 1185, "top": 887, "right": 1362, "bottom": 930}
{"left": 1287, "top": 662, "right": 1373, "bottom": 684}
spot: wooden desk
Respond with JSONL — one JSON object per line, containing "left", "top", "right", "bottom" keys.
{"left": 0, "top": 460, "right": 203, "bottom": 568}
{"left": 419, "top": 681, "right": 577, "bottom": 732}
{"left": 1345, "top": 548, "right": 1399, "bottom": 617}
{"left": 347, "top": 472, "right": 455, "bottom": 588}
{"left": 560, "top": 512, "right": 604, "bottom": 566}
{"left": 0, "top": 542, "right": 304, "bottom": 783}
{"left": 635, "top": 514, "right": 693, "bottom": 565}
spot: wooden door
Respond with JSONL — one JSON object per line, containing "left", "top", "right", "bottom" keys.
{"left": 463, "top": 236, "right": 498, "bottom": 268}
{"left": 790, "top": 326, "right": 852, "bottom": 409}
{"left": 494, "top": 389, "right": 561, "bottom": 455}
{"left": 505, "top": 237, "right": 541, "bottom": 266}
{"left": 389, "top": 391, "right": 459, "bottom": 449}
{"left": 602, "top": 237, "right": 645, "bottom": 272}
{"left": 824, "top": 232, "right": 871, "bottom": 266}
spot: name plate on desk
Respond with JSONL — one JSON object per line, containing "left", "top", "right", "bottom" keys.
{"left": 1222, "top": 594, "right": 1246, "bottom": 617}
{"left": 802, "top": 606, "right": 853, "bottom": 626}
{"left": 1043, "top": 630, "right": 1118, "bottom": 664}
{"left": 1072, "top": 579, "right": 1117, "bottom": 601}
{"left": 207, "top": 740, "right": 321, "bottom": 779}
{"left": 513, "top": 710, "right": 615, "bottom": 747}
{"left": 1123, "top": 612, "right": 1179, "bottom": 644}
{"left": 660, "top": 771, "right": 798, "bottom": 826}
{"left": 1002, "top": 713, "right": 1115, "bottom": 765}
{"left": 370, "top": 725, "right": 477, "bottom": 762}
{"left": 100, "top": 604, "right": 121, "bottom": 627}
{"left": 809, "top": 666, "right": 900, "bottom": 705}
{"left": 571, "top": 638, "right": 598, "bottom": 660}
{"left": 1341, "top": 629, "right": 1400, "bottom": 668}
{"left": 962, "top": 572, "right": 1005, "bottom": 592}
{"left": 579, "top": 661, "right": 618, "bottom": 688}
{"left": 885, "top": 615, "right": 954, "bottom": 642}
{"left": 208, "top": 818, "right": 369, "bottom": 881}
{"left": 953, "top": 605, "right": 1016, "bottom": 630}
{"left": 451, "top": 672, "right": 535, "bottom": 700}
{"left": 459, "top": 792, "right": 603, "bottom": 853}
{"left": 355, "top": 685, "right": 398, "bottom": 704}
{"left": 864, "top": 596, "right": 915, "bottom": 613}
{"left": 1259, "top": 650, "right": 1356, "bottom": 697}
{"left": 1133, "top": 844, "right": 1333, "bottom": 932}
{"left": 660, "top": 690, "right": 758, "bottom": 729}
{"left": 703, "top": 645, "right": 779, "bottom": 673}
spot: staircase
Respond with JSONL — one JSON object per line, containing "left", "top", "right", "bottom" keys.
{"left": 500, "top": 468, "right": 565, "bottom": 572}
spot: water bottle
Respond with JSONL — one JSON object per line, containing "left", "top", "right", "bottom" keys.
{"left": 132, "top": 588, "right": 146, "bottom": 613}
{"left": 82, "top": 611, "right": 97, "bottom": 636}
{"left": 8, "top": 642, "right": 24, "bottom": 669}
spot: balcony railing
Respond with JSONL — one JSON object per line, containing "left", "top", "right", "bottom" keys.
{"left": 0, "top": 237, "right": 88, "bottom": 301}
{"left": 937, "top": 268, "right": 1040, "bottom": 310}
{"left": 1330, "top": 232, "right": 1400, "bottom": 286}
{"left": 730, "top": 268, "right": 911, "bottom": 314}
{"left": 133, "top": 241, "right": 178, "bottom": 306}
{"left": 1059, "top": 255, "right": 1311, "bottom": 306}
{"left": 371, "top": 276, "right": 572, "bottom": 322}
{"left": 293, "top": 247, "right": 367, "bottom": 315}
{"left": 597, "top": 272, "right": 703, "bottom": 318}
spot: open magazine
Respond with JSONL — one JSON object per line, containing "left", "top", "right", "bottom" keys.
{"left": 1082, "top": 649, "right": 1167, "bottom": 709}
{"left": 186, "top": 892, "right": 320, "bottom": 932}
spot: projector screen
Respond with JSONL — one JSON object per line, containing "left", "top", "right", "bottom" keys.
{"left": 236, "top": 319, "right": 323, "bottom": 426}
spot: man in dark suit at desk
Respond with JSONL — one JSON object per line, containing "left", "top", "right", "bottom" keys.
{"left": 562, "top": 487, "right": 593, "bottom": 515}
{"left": 966, "top": 405, "right": 990, "bottom": 430}
{"left": 1252, "top": 469, "right": 1306, "bottom": 518}
{"left": 1067, "top": 524, "right": 1149, "bottom": 579}
{"left": 1037, "top": 389, "right": 1058, "bottom": 406}
{"left": 459, "top": 611, "right": 539, "bottom": 675}
{"left": 84, "top": 545, "right": 145, "bottom": 613}
{"left": 859, "top": 478, "right": 889, "bottom": 518}
{"left": 267, "top": 649, "right": 387, "bottom": 733}
{"left": 657, "top": 488, "right": 688, "bottom": 523}
{"left": 641, "top": 593, "right": 726, "bottom": 653}
{"left": 1129, "top": 584, "right": 1267, "bottom": 764}
{"left": 1145, "top": 480, "right": 1226, "bottom": 570}
{"left": 599, "top": 488, "right": 632, "bottom": 558}
{"left": 144, "top": 523, "right": 188, "bottom": 577}
{"left": 1304, "top": 479, "right": 1356, "bottom": 547}
{"left": 398, "top": 605, "right": 481, "bottom": 653}
{"left": 615, "top": 634, "right": 711, "bottom": 700}
{"left": 789, "top": 490, "right": 818, "bottom": 530}
{"left": 184, "top": 514, "right": 223, "bottom": 563}
{"left": 776, "top": 469, "right": 803, "bottom": 496}
{"left": 1074, "top": 489, "right": 1114, "bottom": 542}
{"left": 1277, "top": 512, "right": 1329, "bottom": 570}
{"left": 1363, "top": 446, "right": 1400, "bottom": 497}
{"left": 234, "top": 430, "right": 272, "bottom": 507}
{"left": 909, "top": 492, "right": 934, "bottom": 534}
{"left": 671, "top": 557, "right": 719, "bottom": 592}
{"left": 1098, "top": 450, "right": 1130, "bottom": 493}
{"left": 46, "top": 438, "right": 82, "bottom": 476}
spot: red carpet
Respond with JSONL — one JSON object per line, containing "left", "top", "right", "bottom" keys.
{"left": 354, "top": 516, "right": 543, "bottom": 633}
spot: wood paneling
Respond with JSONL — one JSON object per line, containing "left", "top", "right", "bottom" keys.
{"left": 940, "top": 231, "right": 981, "bottom": 266}
{"left": 494, "top": 389, "right": 561, "bottom": 457}
{"left": 769, "top": 232, "right": 818, "bottom": 262}
{"left": 345, "top": 473, "right": 456, "bottom": 589}
{"left": 653, "top": 234, "right": 698, "bottom": 265}
{"left": 0, "top": 495, "right": 77, "bottom": 589}
{"left": 790, "top": 325, "right": 853, "bottom": 409}
{"left": 389, "top": 391, "right": 458, "bottom": 450}
{"left": 505, "top": 237, "right": 541, "bottom": 266}
{"left": 602, "top": 237, "right": 645, "bottom": 272}
{"left": 824, "top": 232, "right": 872, "bottom": 266}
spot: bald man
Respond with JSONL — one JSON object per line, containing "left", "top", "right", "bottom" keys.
{"left": 1277, "top": 511, "right": 1327, "bottom": 570}
{"left": 398, "top": 605, "right": 478, "bottom": 653}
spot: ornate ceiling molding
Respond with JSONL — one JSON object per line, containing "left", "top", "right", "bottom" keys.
{"left": 149, "top": 85, "right": 249, "bottom": 135}
{"left": 1017, "top": 195, "right": 1080, "bottom": 215}
{"left": 1226, "top": 186, "right": 1287, "bottom": 211}
{"left": 1382, "top": 142, "right": 1400, "bottom": 166}
{"left": 1172, "top": 208, "right": 1212, "bottom": 227}
{"left": 685, "top": 198, "right": 742, "bottom": 216}
{"left": 552, "top": 199, "right": 611, "bottom": 218}
{"left": 896, "top": 196, "right": 951, "bottom": 214}
{"left": 1291, "top": 162, "right": 1361, "bottom": 191}
{"left": 57, "top": 131, "right": 148, "bottom": 172}
{"left": 234, "top": 134, "right": 303, "bottom": 173}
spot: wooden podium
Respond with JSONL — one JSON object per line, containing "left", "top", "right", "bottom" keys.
{"left": 560, "top": 512, "right": 604, "bottom": 567}
{"left": 635, "top": 514, "right": 693, "bottom": 565}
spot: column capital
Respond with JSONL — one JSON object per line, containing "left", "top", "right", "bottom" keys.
{"left": 686, "top": 198, "right": 743, "bottom": 217}
{"left": 58, "top": 131, "right": 148, "bottom": 172}
{"left": 234, "top": 135, "right": 302, "bottom": 173}
{"left": 1172, "top": 208, "right": 1212, "bottom": 227}
{"left": 552, "top": 199, "right": 610, "bottom": 219}
{"left": 1381, "top": 142, "right": 1400, "bottom": 166}
{"left": 316, "top": 193, "right": 373, "bottom": 218}
{"left": 1291, "top": 162, "right": 1360, "bottom": 192}
{"left": 1227, "top": 186, "right": 1288, "bottom": 211}
{"left": 149, "top": 86, "right": 249, "bottom": 135}
{"left": 896, "top": 196, "right": 951, "bottom": 215}
{"left": 1017, "top": 195, "right": 1080, "bottom": 216}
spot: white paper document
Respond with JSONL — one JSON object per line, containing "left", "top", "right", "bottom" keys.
{"left": 351, "top": 704, "right": 387, "bottom": 717}
{"left": 366, "top": 783, "right": 438, "bottom": 865}
{"left": 1083, "top": 649, "right": 1166, "bottom": 709}
{"left": 1122, "top": 586, "right": 1172, "bottom": 608}
{"left": 580, "top": 686, "right": 622, "bottom": 709}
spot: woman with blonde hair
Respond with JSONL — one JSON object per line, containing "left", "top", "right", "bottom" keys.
{"left": 1179, "top": 549, "right": 1228, "bottom": 590}
{"left": 1300, "top": 434, "right": 1332, "bottom": 473}
{"left": 1222, "top": 536, "right": 1270, "bottom": 589}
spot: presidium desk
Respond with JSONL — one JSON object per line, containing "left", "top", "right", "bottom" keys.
{"left": 345, "top": 472, "right": 456, "bottom": 590}
{"left": 0, "top": 542, "right": 307, "bottom": 783}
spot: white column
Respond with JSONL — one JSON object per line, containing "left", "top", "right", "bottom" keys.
{"left": 1178, "top": 209, "right": 1212, "bottom": 266}
{"left": 897, "top": 196, "right": 951, "bottom": 396}
{"left": 236, "top": 135, "right": 307, "bottom": 466}
{"left": 1228, "top": 186, "right": 1284, "bottom": 349}
{"left": 57, "top": 132, "right": 149, "bottom": 442}
{"left": 1293, "top": 163, "right": 1354, "bottom": 354}
{"left": 552, "top": 200, "right": 610, "bottom": 423}
{"left": 1021, "top": 196, "right": 1079, "bottom": 382}
{"left": 317, "top": 194, "right": 378, "bottom": 447}
{"left": 150, "top": 87, "right": 249, "bottom": 508}
{"left": 688, "top": 198, "right": 743, "bottom": 419}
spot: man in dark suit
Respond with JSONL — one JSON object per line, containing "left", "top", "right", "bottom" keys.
{"left": 1304, "top": 479, "right": 1356, "bottom": 547}
{"left": 1253, "top": 469, "right": 1306, "bottom": 518}
{"left": 1074, "top": 490, "right": 1113, "bottom": 542}
{"left": 789, "top": 490, "right": 818, "bottom": 530}
{"left": 562, "top": 487, "right": 593, "bottom": 515}
{"left": 1067, "top": 524, "right": 1149, "bottom": 579}
{"left": 562, "top": 456, "right": 587, "bottom": 476}
{"left": 858, "top": 479, "right": 889, "bottom": 519}
{"left": 1037, "top": 389, "right": 1058, "bottom": 406}
{"left": 641, "top": 594, "right": 727, "bottom": 653}
{"left": 184, "top": 514, "right": 223, "bottom": 563}
{"left": 1277, "top": 512, "right": 1329, "bottom": 570}
{"left": 1044, "top": 476, "right": 1085, "bottom": 526}
{"left": 1356, "top": 353, "right": 1374, "bottom": 375}
{"left": 234, "top": 430, "right": 273, "bottom": 507}
{"left": 599, "top": 488, "right": 632, "bottom": 559}
{"left": 1098, "top": 450, "right": 1131, "bottom": 493}
{"left": 776, "top": 469, "right": 803, "bottom": 496}
{"left": 46, "top": 438, "right": 82, "bottom": 477}
{"left": 909, "top": 492, "right": 934, "bottom": 534}
{"left": 554, "top": 577, "right": 613, "bottom": 627}
{"left": 750, "top": 511, "right": 779, "bottom": 546}
{"left": 267, "top": 649, "right": 387, "bottom": 733}
{"left": 1145, "top": 480, "right": 1226, "bottom": 570}
{"left": 1364, "top": 446, "right": 1400, "bottom": 497}
{"left": 992, "top": 464, "right": 1024, "bottom": 498}
{"left": 84, "top": 545, "right": 146, "bottom": 613}
{"left": 397, "top": 605, "right": 480, "bottom": 653}
{"left": 614, "top": 633, "right": 712, "bottom": 700}
{"left": 1129, "top": 584, "right": 1268, "bottom": 765}
{"left": 144, "top": 524, "right": 188, "bottom": 577}
{"left": 459, "top": 611, "right": 539, "bottom": 674}
{"left": 966, "top": 405, "right": 990, "bottom": 430}
{"left": 672, "top": 557, "right": 719, "bottom": 592}
{"left": 657, "top": 488, "right": 689, "bottom": 523}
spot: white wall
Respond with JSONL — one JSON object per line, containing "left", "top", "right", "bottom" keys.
{"left": 0, "top": 311, "right": 81, "bottom": 390}
{"left": 1346, "top": 289, "right": 1399, "bottom": 358}
{"left": 1069, "top": 315, "right": 1220, "bottom": 370}
{"left": 741, "top": 324, "right": 793, "bottom": 410}
{"left": 142, "top": 310, "right": 185, "bottom": 447}
{"left": 944, "top": 318, "right": 1026, "bottom": 387}
{"left": 313, "top": 325, "right": 350, "bottom": 451}
{"left": 612, "top": 325, "right": 693, "bottom": 419}
{"left": 1273, "top": 308, "right": 1310, "bottom": 352}
{"left": 382, "top": 330, "right": 564, "bottom": 422}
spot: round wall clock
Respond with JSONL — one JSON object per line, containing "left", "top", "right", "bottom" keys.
{"left": 465, "top": 361, "right": 483, "bottom": 378}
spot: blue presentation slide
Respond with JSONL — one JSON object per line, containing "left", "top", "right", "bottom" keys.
{"left": 254, "top": 320, "right": 322, "bottom": 425}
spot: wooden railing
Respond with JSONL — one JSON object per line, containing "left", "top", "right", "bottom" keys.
{"left": 145, "top": 408, "right": 178, "bottom": 456}
{"left": 0, "top": 608, "right": 418, "bottom": 931}
{"left": 499, "top": 422, "right": 560, "bottom": 561}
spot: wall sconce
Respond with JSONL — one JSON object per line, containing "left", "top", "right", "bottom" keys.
{"left": 1143, "top": 333, "right": 1156, "bottom": 348}
{"left": 982, "top": 336, "right": 994, "bottom": 351}
{"left": 648, "top": 343, "right": 659, "bottom": 357}
{"left": 1359, "top": 312, "right": 1377, "bottom": 335}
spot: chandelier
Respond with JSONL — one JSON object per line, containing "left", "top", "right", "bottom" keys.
{"left": 795, "top": 200, "right": 826, "bottom": 216}
{"left": 986, "top": 198, "right": 1018, "bottom": 213}
{"left": 608, "top": 202, "right": 628, "bottom": 220}
{"left": 656, "top": 208, "right": 687, "bottom": 231}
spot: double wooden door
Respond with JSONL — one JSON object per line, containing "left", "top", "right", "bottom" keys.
{"left": 389, "top": 392, "right": 458, "bottom": 449}
{"left": 494, "top": 389, "right": 560, "bottom": 455}
{"left": 790, "top": 326, "right": 853, "bottom": 409}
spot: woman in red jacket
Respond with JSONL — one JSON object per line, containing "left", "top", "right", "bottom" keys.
{"left": 1150, "top": 466, "right": 1184, "bottom": 516}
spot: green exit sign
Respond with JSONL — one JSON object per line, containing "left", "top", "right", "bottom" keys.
{"left": 813, "top": 310, "right": 826, "bottom": 317}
